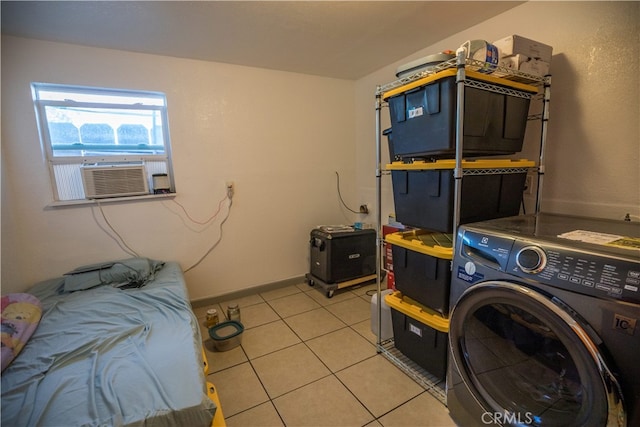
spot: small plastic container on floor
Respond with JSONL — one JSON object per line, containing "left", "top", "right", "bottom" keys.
{"left": 209, "top": 320, "right": 244, "bottom": 352}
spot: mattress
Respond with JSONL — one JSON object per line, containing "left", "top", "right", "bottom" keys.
{"left": 1, "top": 261, "right": 216, "bottom": 426}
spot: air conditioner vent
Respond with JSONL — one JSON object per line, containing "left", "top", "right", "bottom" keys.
{"left": 81, "top": 164, "right": 149, "bottom": 199}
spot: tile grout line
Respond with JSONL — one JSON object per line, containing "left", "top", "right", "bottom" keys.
{"left": 265, "top": 293, "right": 381, "bottom": 426}
{"left": 207, "top": 283, "right": 423, "bottom": 426}
{"left": 232, "top": 287, "right": 374, "bottom": 425}
{"left": 224, "top": 286, "right": 338, "bottom": 425}
{"left": 276, "top": 288, "right": 391, "bottom": 426}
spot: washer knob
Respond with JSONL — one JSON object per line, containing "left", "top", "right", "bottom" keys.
{"left": 516, "top": 246, "right": 547, "bottom": 274}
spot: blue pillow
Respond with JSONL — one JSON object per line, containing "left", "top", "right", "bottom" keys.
{"left": 63, "top": 258, "right": 165, "bottom": 292}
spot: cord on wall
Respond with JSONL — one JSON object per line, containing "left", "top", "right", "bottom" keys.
{"left": 170, "top": 195, "right": 228, "bottom": 227}
{"left": 184, "top": 195, "right": 233, "bottom": 273}
{"left": 89, "top": 186, "right": 233, "bottom": 271}
{"left": 335, "top": 171, "right": 362, "bottom": 214}
{"left": 92, "top": 201, "right": 140, "bottom": 258}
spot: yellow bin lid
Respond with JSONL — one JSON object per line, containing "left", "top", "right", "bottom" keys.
{"left": 382, "top": 68, "right": 538, "bottom": 101}
{"left": 386, "top": 158, "right": 535, "bottom": 171}
{"left": 385, "top": 291, "right": 449, "bottom": 332}
{"left": 385, "top": 229, "right": 453, "bottom": 260}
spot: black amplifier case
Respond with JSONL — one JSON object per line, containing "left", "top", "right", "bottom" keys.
{"left": 309, "top": 228, "right": 376, "bottom": 284}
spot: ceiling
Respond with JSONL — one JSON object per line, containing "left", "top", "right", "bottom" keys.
{"left": 1, "top": 1, "right": 524, "bottom": 80}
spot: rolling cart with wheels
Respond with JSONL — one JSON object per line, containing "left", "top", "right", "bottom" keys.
{"left": 305, "top": 272, "right": 377, "bottom": 298}
{"left": 307, "top": 226, "right": 376, "bottom": 298}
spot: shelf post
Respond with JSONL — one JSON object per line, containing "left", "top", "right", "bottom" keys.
{"left": 452, "top": 47, "right": 467, "bottom": 256}
{"left": 535, "top": 75, "right": 551, "bottom": 220}
{"left": 375, "top": 88, "right": 383, "bottom": 348}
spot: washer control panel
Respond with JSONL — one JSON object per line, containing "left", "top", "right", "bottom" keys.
{"left": 460, "top": 229, "right": 640, "bottom": 304}
{"left": 509, "top": 241, "right": 639, "bottom": 304}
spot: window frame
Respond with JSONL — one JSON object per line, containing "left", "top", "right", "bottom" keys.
{"left": 31, "top": 82, "right": 176, "bottom": 203}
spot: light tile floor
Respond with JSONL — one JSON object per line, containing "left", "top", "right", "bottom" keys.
{"left": 193, "top": 281, "right": 457, "bottom": 427}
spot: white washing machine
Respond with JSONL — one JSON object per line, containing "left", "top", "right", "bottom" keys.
{"left": 447, "top": 213, "right": 640, "bottom": 426}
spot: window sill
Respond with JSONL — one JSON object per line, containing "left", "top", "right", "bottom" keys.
{"left": 45, "top": 193, "right": 176, "bottom": 209}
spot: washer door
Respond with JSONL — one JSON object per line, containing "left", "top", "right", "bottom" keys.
{"left": 449, "top": 281, "right": 625, "bottom": 427}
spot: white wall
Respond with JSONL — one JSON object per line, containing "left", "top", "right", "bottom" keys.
{"left": 1, "top": 36, "right": 360, "bottom": 298}
{"left": 3, "top": 1, "right": 639, "bottom": 299}
{"left": 356, "top": 1, "right": 640, "bottom": 224}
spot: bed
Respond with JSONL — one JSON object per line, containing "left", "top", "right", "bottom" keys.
{"left": 1, "top": 259, "right": 217, "bottom": 427}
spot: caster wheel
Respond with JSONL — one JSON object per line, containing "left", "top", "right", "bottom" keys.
{"left": 308, "top": 279, "right": 315, "bottom": 286}
{"left": 326, "top": 290, "right": 334, "bottom": 298}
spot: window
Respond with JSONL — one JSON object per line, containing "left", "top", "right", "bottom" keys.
{"left": 32, "top": 83, "right": 175, "bottom": 202}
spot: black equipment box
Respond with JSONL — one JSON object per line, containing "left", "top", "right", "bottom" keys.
{"left": 309, "top": 227, "right": 376, "bottom": 284}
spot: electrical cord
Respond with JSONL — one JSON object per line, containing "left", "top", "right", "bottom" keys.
{"left": 92, "top": 201, "right": 140, "bottom": 258}
{"left": 170, "top": 195, "right": 227, "bottom": 226}
{"left": 90, "top": 187, "right": 233, "bottom": 272}
{"left": 335, "top": 171, "right": 360, "bottom": 214}
{"left": 108, "top": 261, "right": 150, "bottom": 289}
{"left": 184, "top": 189, "right": 233, "bottom": 273}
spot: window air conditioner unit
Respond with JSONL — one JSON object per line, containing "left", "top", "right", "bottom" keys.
{"left": 81, "top": 164, "right": 149, "bottom": 199}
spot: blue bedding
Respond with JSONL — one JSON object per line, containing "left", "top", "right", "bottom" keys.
{"left": 1, "top": 261, "right": 215, "bottom": 426}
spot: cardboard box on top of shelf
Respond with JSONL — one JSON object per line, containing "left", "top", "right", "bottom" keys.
{"left": 493, "top": 35, "right": 553, "bottom": 63}
{"left": 496, "top": 54, "right": 550, "bottom": 77}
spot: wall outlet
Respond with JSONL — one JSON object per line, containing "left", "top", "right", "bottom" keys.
{"left": 226, "top": 181, "right": 234, "bottom": 198}
{"left": 359, "top": 204, "right": 369, "bottom": 214}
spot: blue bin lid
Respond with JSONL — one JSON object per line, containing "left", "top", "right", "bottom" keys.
{"left": 209, "top": 320, "right": 244, "bottom": 341}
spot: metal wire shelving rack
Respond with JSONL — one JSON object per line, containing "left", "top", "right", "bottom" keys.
{"left": 373, "top": 51, "right": 551, "bottom": 405}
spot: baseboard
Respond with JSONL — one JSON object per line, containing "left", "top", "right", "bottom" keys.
{"left": 190, "top": 275, "right": 306, "bottom": 308}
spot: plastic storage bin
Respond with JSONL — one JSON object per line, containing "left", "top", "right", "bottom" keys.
{"left": 385, "top": 230, "right": 453, "bottom": 315}
{"left": 382, "top": 69, "right": 537, "bottom": 161}
{"left": 385, "top": 291, "right": 449, "bottom": 380}
{"left": 383, "top": 128, "right": 397, "bottom": 162}
{"left": 309, "top": 227, "right": 376, "bottom": 284}
{"left": 388, "top": 159, "right": 534, "bottom": 232}
{"left": 395, "top": 52, "right": 455, "bottom": 78}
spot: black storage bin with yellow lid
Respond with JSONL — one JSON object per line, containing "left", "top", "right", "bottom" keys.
{"left": 383, "top": 128, "right": 397, "bottom": 162}
{"left": 388, "top": 159, "right": 534, "bottom": 233}
{"left": 385, "top": 230, "right": 453, "bottom": 315}
{"left": 385, "top": 291, "right": 449, "bottom": 380}
{"left": 382, "top": 69, "right": 537, "bottom": 161}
